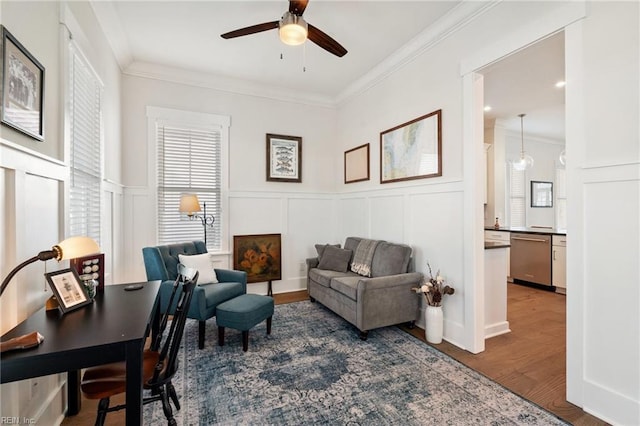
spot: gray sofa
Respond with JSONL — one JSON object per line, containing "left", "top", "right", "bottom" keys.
{"left": 306, "top": 237, "right": 422, "bottom": 340}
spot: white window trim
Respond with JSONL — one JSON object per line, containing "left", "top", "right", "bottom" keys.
{"left": 146, "top": 106, "right": 230, "bottom": 253}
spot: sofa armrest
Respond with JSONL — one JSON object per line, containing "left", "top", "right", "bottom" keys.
{"left": 306, "top": 257, "right": 319, "bottom": 269}
{"left": 355, "top": 272, "right": 423, "bottom": 330}
{"left": 215, "top": 269, "right": 247, "bottom": 293}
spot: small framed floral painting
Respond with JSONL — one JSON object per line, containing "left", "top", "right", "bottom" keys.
{"left": 233, "top": 233, "right": 282, "bottom": 287}
{"left": 45, "top": 268, "right": 93, "bottom": 314}
{"left": 266, "top": 133, "right": 302, "bottom": 182}
{"left": 380, "top": 109, "right": 442, "bottom": 184}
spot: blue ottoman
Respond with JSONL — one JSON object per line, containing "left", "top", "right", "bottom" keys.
{"left": 216, "top": 294, "right": 274, "bottom": 351}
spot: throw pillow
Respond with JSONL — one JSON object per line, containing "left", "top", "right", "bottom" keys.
{"left": 178, "top": 253, "right": 218, "bottom": 285}
{"left": 315, "top": 243, "right": 341, "bottom": 260}
{"left": 317, "top": 245, "right": 352, "bottom": 273}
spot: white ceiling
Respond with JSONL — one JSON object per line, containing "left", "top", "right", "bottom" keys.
{"left": 481, "top": 32, "right": 565, "bottom": 142}
{"left": 91, "top": 0, "right": 565, "bottom": 140}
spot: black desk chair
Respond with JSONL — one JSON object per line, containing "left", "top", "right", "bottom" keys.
{"left": 81, "top": 265, "right": 198, "bottom": 426}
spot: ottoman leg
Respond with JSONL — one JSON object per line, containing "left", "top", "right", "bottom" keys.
{"left": 198, "top": 321, "right": 206, "bottom": 349}
{"left": 242, "top": 331, "right": 249, "bottom": 352}
{"left": 266, "top": 316, "right": 272, "bottom": 335}
{"left": 218, "top": 326, "right": 225, "bottom": 346}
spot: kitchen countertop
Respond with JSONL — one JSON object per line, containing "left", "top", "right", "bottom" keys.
{"left": 485, "top": 226, "right": 567, "bottom": 236}
{"left": 485, "top": 241, "right": 510, "bottom": 250}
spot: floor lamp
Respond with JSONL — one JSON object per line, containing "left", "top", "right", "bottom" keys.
{"left": 180, "top": 194, "right": 215, "bottom": 245}
{"left": 0, "top": 236, "right": 100, "bottom": 352}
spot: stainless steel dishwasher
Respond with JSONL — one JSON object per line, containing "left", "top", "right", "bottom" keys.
{"left": 510, "top": 233, "right": 552, "bottom": 286}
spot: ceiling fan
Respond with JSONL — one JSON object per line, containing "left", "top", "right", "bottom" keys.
{"left": 220, "top": 0, "right": 347, "bottom": 58}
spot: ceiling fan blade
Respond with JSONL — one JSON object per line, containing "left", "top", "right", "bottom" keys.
{"left": 307, "top": 24, "right": 347, "bottom": 57}
{"left": 289, "top": 0, "right": 309, "bottom": 16}
{"left": 220, "top": 21, "right": 279, "bottom": 39}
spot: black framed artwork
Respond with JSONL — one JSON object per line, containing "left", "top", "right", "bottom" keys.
{"left": 1, "top": 25, "right": 45, "bottom": 141}
{"left": 531, "top": 181, "right": 553, "bottom": 207}
{"left": 45, "top": 268, "right": 93, "bottom": 314}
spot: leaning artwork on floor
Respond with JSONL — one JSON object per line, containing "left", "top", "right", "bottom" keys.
{"left": 145, "top": 301, "right": 569, "bottom": 425}
{"left": 233, "top": 233, "right": 282, "bottom": 284}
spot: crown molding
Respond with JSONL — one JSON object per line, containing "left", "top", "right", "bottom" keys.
{"left": 124, "top": 61, "right": 336, "bottom": 108}
{"left": 92, "top": 0, "right": 498, "bottom": 109}
{"left": 89, "top": 0, "right": 133, "bottom": 70}
{"left": 334, "top": 0, "right": 500, "bottom": 106}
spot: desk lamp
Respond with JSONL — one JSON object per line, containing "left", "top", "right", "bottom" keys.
{"left": 0, "top": 236, "right": 100, "bottom": 352}
{"left": 179, "top": 194, "right": 215, "bottom": 246}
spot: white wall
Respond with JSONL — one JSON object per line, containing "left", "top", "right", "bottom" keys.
{"left": 0, "top": 1, "right": 123, "bottom": 423}
{"left": 504, "top": 130, "right": 565, "bottom": 227}
{"left": 119, "top": 73, "right": 339, "bottom": 293}
{"left": 565, "top": 2, "right": 639, "bottom": 424}
{"left": 336, "top": 1, "right": 638, "bottom": 424}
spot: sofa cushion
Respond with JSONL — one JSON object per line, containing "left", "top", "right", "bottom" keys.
{"left": 343, "top": 237, "right": 363, "bottom": 253}
{"left": 309, "top": 268, "right": 355, "bottom": 288}
{"left": 315, "top": 243, "right": 341, "bottom": 260}
{"left": 318, "top": 246, "right": 352, "bottom": 272}
{"left": 330, "top": 276, "right": 361, "bottom": 301}
{"left": 179, "top": 253, "right": 218, "bottom": 284}
{"left": 370, "top": 242, "right": 412, "bottom": 277}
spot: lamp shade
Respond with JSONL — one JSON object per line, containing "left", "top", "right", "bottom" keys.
{"left": 55, "top": 236, "right": 100, "bottom": 261}
{"left": 279, "top": 12, "right": 308, "bottom": 46}
{"left": 179, "top": 194, "right": 201, "bottom": 214}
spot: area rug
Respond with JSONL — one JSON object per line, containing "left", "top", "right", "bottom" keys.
{"left": 144, "top": 301, "right": 568, "bottom": 425}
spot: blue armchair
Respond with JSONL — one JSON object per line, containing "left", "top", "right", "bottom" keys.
{"left": 142, "top": 241, "right": 247, "bottom": 349}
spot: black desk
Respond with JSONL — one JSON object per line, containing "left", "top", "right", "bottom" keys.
{"left": 1, "top": 281, "right": 160, "bottom": 425}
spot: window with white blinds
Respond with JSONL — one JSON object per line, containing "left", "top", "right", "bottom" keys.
{"left": 509, "top": 166, "right": 526, "bottom": 227}
{"left": 156, "top": 124, "right": 222, "bottom": 250}
{"left": 69, "top": 43, "right": 102, "bottom": 245}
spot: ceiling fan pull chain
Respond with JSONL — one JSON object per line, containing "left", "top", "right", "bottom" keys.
{"left": 303, "top": 42, "right": 307, "bottom": 72}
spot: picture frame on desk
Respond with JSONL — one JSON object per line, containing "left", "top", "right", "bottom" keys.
{"left": 45, "top": 268, "right": 92, "bottom": 314}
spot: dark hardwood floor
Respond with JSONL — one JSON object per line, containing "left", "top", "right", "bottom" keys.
{"left": 63, "top": 285, "right": 606, "bottom": 425}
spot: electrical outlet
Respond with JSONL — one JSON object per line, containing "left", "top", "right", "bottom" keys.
{"left": 299, "top": 262, "right": 306, "bottom": 273}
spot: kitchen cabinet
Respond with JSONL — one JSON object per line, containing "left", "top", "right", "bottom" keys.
{"left": 552, "top": 235, "right": 566, "bottom": 293}
{"left": 484, "top": 230, "right": 511, "bottom": 281}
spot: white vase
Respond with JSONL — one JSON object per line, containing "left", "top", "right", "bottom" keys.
{"left": 425, "top": 305, "right": 443, "bottom": 344}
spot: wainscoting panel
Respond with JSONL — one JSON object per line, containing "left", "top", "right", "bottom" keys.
{"left": 582, "top": 177, "right": 639, "bottom": 424}
{"left": 369, "top": 194, "right": 405, "bottom": 243}
{"left": 338, "top": 196, "right": 369, "bottom": 239}
{"left": 0, "top": 141, "right": 68, "bottom": 426}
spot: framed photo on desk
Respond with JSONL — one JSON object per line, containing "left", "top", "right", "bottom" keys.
{"left": 45, "top": 268, "right": 92, "bottom": 314}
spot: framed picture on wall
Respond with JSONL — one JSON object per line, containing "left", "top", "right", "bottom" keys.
{"left": 531, "top": 181, "right": 553, "bottom": 207}
{"left": 266, "top": 133, "right": 302, "bottom": 182}
{"left": 344, "top": 143, "right": 370, "bottom": 184}
{"left": 380, "top": 109, "right": 442, "bottom": 184}
{"left": 1, "top": 25, "right": 45, "bottom": 141}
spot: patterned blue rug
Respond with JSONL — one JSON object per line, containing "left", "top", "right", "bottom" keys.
{"left": 145, "top": 301, "right": 568, "bottom": 425}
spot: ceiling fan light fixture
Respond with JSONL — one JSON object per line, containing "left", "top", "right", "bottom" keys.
{"left": 279, "top": 12, "right": 308, "bottom": 46}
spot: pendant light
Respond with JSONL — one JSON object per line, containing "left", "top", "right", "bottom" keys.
{"left": 513, "top": 113, "right": 534, "bottom": 171}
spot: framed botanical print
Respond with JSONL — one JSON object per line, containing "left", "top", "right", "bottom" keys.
{"left": 266, "top": 133, "right": 302, "bottom": 182}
